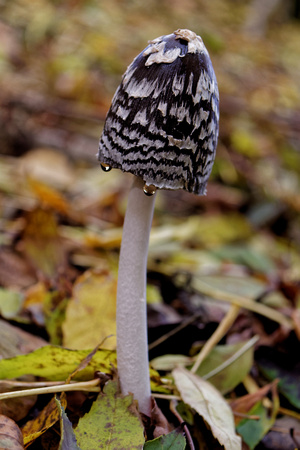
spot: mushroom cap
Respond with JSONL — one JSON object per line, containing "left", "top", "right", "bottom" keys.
{"left": 98, "top": 29, "right": 219, "bottom": 195}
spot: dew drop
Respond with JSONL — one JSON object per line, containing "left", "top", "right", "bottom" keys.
{"left": 100, "top": 163, "right": 112, "bottom": 172}
{"left": 143, "top": 184, "right": 156, "bottom": 196}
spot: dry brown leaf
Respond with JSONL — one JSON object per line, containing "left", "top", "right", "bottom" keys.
{"left": 0, "top": 249, "right": 36, "bottom": 289}
{"left": 17, "top": 148, "right": 75, "bottom": 190}
{"left": 20, "top": 207, "right": 66, "bottom": 278}
{"left": 0, "top": 387, "right": 37, "bottom": 423}
{"left": 149, "top": 397, "right": 171, "bottom": 439}
{"left": 0, "top": 319, "right": 48, "bottom": 422}
{"left": 22, "top": 394, "right": 67, "bottom": 447}
{"left": 28, "top": 177, "right": 71, "bottom": 215}
{"left": 0, "top": 414, "right": 24, "bottom": 449}
{"left": 230, "top": 380, "right": 279, "bottom": 425}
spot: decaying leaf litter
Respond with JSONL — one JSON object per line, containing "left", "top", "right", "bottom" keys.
{"left": 1, "top": 0, "right": 300, "bottom": 449}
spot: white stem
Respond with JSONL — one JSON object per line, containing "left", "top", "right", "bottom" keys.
{"left": 116, "top": 176, "right": 156, "bottom": 416}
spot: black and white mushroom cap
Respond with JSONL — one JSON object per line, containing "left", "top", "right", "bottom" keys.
{"left": 98, "top": 29, "right": 219, "bottom": 196}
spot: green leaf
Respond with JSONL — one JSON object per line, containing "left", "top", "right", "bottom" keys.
{"left": 74, "top": 380, "right": 145, "bottom": 449}
{"left": 173, "top": 367, "right": 241, "bottom": 450}
{"left": 237, "top": 401, "right": 277, "bottom": 449}
{"left": 197, "top": 340, "right": 255, "bottom": 394}
{"left": 151, "top": 340, "right": 254, "bottom": 395}
{"left": 144, "top": 426, "right": 186, "bottom": 449}
{"left": 257, "top": 350, "right": 300, "bottom": 409}
{"left": 212, "top": 245, "right": 275, "bottom": 273}
{"left": 0, "top": 345, "right": 116, "bottom": 381}
{"left": 194, "top": 275, "right": 266, "bottom": 298}
{"left": 56, "top": 397, "right": 81, "bottom": 450}
{"left": 151, "top": 354, "right": 193, "bottom": 371}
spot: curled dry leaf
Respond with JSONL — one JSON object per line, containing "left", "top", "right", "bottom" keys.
{"left": 230, "top": 380, "right": 278, "bottom": 426}
{"left": 22, "top": 395, "right": 67, "bottom": 447}
{"left": 147, "top": 397, "right": 171, "bottom": 439}
{"left": 0, "top": 415, "right": 24, "bottom": 450}
{"left": 173, "top": 367, "right": 241, "bottom": 450}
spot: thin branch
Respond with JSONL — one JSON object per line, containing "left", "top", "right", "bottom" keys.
{"left": 152, "top": 393, "right": 181, "bottom": 401}
{"left": 170, "top": 400, "right": 195, "bottom": 450}
{"left": 191, "top": 303, "right": 241, "bottom": 374}
{"left": 191, "top": 277, "right": 293, "bottom": 328}
{"left": 148, "top": 312, "right": 201, "bottom": 351}
{"left": 202, "top": 335, "right": 259, "bottom": 380}
{"left": 0, "top": 379, "right": 100, "bottom": 401}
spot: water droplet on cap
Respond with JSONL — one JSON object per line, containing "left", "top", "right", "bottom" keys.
{"left": 100, "top": 163, "right": 112, "bottom": 172}
{"left": 143, "top": 184, "right": 156, "bottom": 196}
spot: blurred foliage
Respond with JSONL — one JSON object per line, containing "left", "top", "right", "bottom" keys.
{"left": 1, "top": 0, "right": 300, "bottom": 448}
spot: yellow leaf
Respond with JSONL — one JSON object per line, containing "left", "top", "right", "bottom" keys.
{"left": 63, "top": 269, "right": 117, "bottom": 350}
{"left": 74, "top": 381, "right": 144, "bottom": 449}
{"left": 22, "top": 395, "right": 67, "bottom": 447}
{"left": 22, "top": 208, "right": 65, "bottom": 278}
{"left": 28, "top": 178, "right": 70, "bottom": 215}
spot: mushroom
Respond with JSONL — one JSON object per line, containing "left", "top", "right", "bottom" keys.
{"left": 98, "top": 29, "right": 219, "bottom": 417}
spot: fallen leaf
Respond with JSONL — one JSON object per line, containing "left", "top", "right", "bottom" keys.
{"left": 212, "top": 244, "right": 275, "bottom": 273}
{"left": 55, "top": 397, "right": 81, "bottom": 450}
{"left": 173, "top": 367, "right": 241, "bottom": 450}
{"left": 151, "top": 340, "right": 254, "bottom": 395}
{"left": 0, "top": 345, "right": 117, "bottom": 381}
{"left": 230, "top": 380, "right": 278, "bottom": 424}
{"left": 0, "top": 318, "right": 48, "bottom": 359}
{"left": 149, "top": 398, "right": 171, "bottom": 439}
{"left": 20, "top": 207, "right": 66, "bottom": 278}
{"left": 256, "top": 346, "right": 300, "bottom": 409}
{"left": 0, "top": 319, "right": 48, "bottom": 422}
{"left": 150, "top": 354, "right": 193, "bottom": 372}
{"left": 196, "top": 340, "right": 255, "bottom": 394}
{"left": 260, "top": 416, "right": 300, "bottom": 450}
{"left": 22, "top": 395, "right": 67, "bottom": 447}
{"left": 0, "top": 249, "right": 36, "bottom": 289}
{"left": 18, "top": 148, "right": 75, "bottom": 190}
{"left": 0, "top": 414, "right": 24, "bottom": 450}
{"left": 0, "top": 392, "right": 37, "bottom": 424}
{"left": 74, "top": 380, "right": 145, "bottom": 449}
{"left": 28, "top": 177, "right": 71, "bottom": 215}
{"left": 63, "top": 269, "right": 117, "bottom": 350}
{"left": 195, "top": 275, "right": 267, "bottom": 299}
{"left": 0, "top": 288, "right": 23, "bottom": 319}
{"left": 236, "top": 400, "right": 278, "bottom": 450}
{"left": 144, "top": 426, "right": 186, "bottom": 449}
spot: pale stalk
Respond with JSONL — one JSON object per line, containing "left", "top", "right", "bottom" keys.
{"left": 117, "top": 176, "right": 156, "bottom": 416}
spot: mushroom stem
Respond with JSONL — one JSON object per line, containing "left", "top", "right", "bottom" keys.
{"left": 116, "top": 176, "right": 156, "bottom": 416}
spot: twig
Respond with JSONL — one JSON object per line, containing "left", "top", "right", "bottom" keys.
{"left": 0, "top": 379, "right": 100, "bottom": 401}
{"left": 202, "top": 335, "right": 259, "bottom": 380}
{"left": 191, "top": 277, "right": 293, "bottom": 328}
{"left": 0, "top": 380, "right": 76, "bottom": 388}
{"left": 170, "top": 400, "right": 195, "bottom": 450}
{"left": 148, "top": 312, "right": 201, "bottom": 351}
{"left": 278, "top": 407, "right": 300, "bottom": 421}
{"left": 233, "top": 412, "right": 260, "bottom": 420}
{"left": 152, "top": 393, "right": 181, "bottom": 401}
{"left": 191, "top": 303, "right": 240, "bottom": 374}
